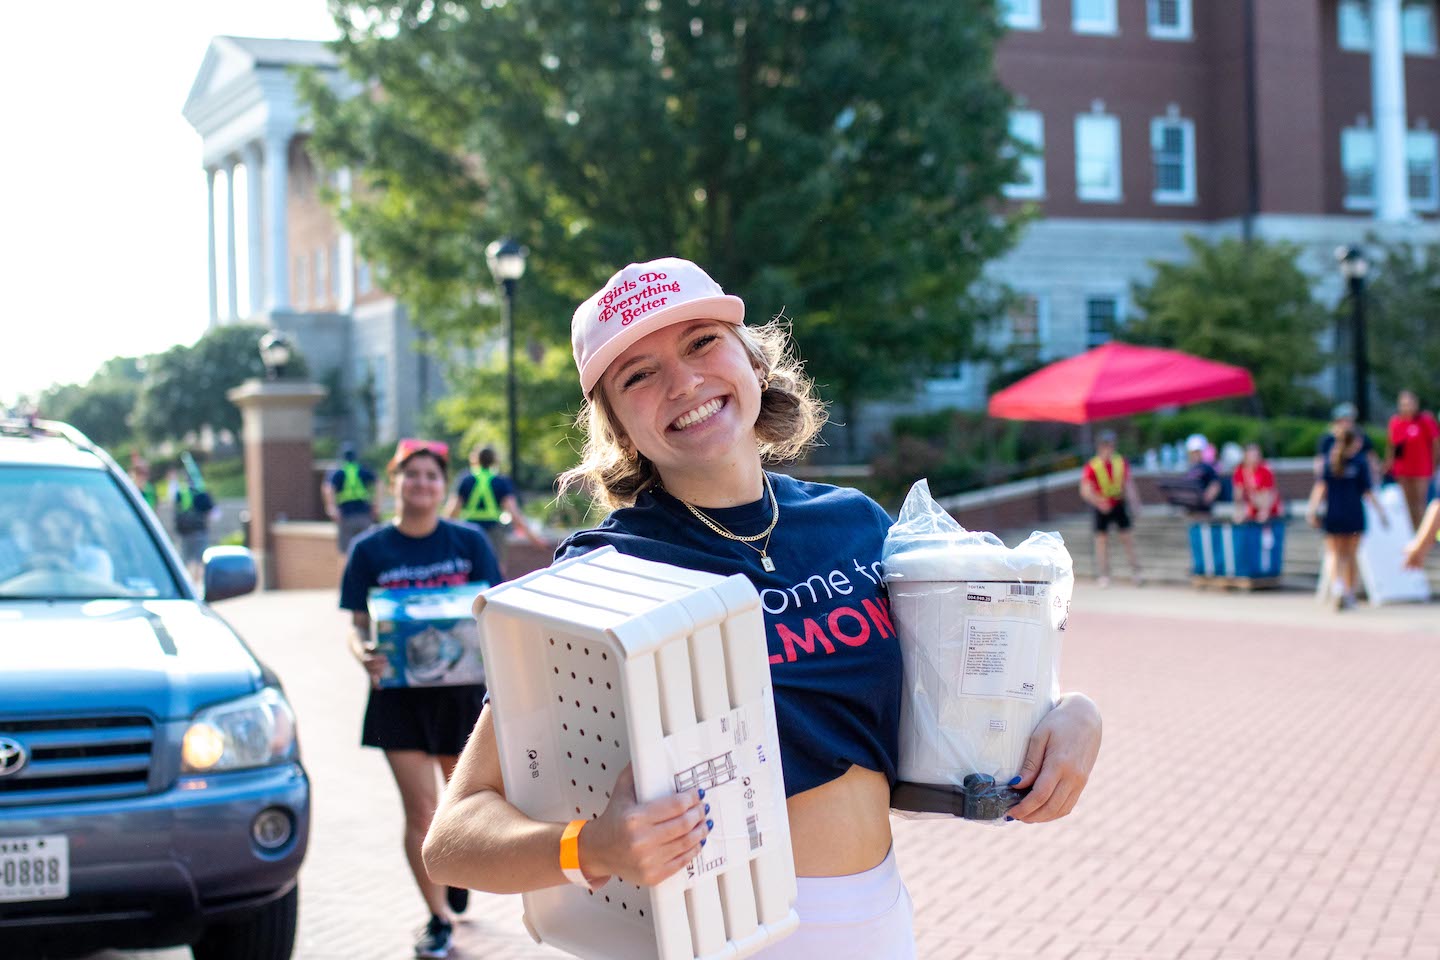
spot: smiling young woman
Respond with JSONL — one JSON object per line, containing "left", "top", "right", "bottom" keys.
{"left": 424, "top": 258, "right": 1103, "bottom": 958}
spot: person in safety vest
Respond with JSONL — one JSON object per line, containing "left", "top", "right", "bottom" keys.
{"left": 129, "top": 455, "right": 158, "bottom": 510}
{"left": 324, "top": 445, "right": 380, "bottom": 555}
{"left": 1079, "top": 430, "right": 1143, "bottom": 588}
{"left": 172, "top": 465, "right": 215, "bottom": 585}
{"left": 444, "top": 445, "right": 545, "bottom": 570}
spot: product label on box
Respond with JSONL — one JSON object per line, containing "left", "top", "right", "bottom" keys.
{"left": 963, "top": 581, "right": 1047, "bottom": 606}
{"left": 662, "top": 702, "right": 781, "bottom": 890}
{"left": 367, "top": 584, "right": 489, "bottom": 687}
{"left": 959, "top": 615, "right": 1043, "bottom": 703}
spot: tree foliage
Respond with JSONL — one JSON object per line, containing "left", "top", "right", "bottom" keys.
{"left": 1363, "top": 240, "right": 1440, "bottom": 408}
{"left": 302, "top": 0, "right": 1021, "bottom": 433}
{"left": 1126, "top": 236, "right": 1330, "bottom": 417}
{"left": 36, "top": 356, "right": 144, "bottom": 447}
{"left": 134, "top": 324, "right": 308, "bottom": 442}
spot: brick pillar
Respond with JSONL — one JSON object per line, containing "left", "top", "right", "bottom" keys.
{"left": 227, "top": 379, "right": 327, "bottom": 589}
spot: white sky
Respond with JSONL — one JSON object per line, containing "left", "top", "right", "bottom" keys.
{"left": 0, "top": 1, "right": 339, "bottom": 406}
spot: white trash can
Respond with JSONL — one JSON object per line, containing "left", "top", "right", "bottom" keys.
{"left": 883, "top": 482, "right": 1072, "bottom": 820}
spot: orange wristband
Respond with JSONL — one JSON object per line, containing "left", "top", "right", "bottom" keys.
{"left": 560, "top": 819, "right": 588, "bottom": 888}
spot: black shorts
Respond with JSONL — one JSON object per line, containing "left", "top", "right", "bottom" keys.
{"left": 361, "top": 684, "right": 486, "bottom": 755}
{"left": 1094, "top": 503, "right": 1132, "bottom": 532}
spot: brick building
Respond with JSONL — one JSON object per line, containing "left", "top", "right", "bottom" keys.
{"left": 182, "top": 36, "right": 444, "bottom": 446}
{"left": 908, "top": 0, "right": 1440, "bottom": 417}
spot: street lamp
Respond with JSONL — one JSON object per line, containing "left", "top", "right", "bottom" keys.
{"left": 1334, "top": 245, "right": 1371, "bottom": 423}
{"left": 258, "top": 330, "right": 293, "bottom": 381}
{"left": 485, "top": 238, "right": 527, "bottom": 488}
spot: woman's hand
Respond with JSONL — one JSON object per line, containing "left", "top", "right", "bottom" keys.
{"left": 359, "top": 643, "right": 389, "bottom": 687}
{"left": 1009, "top": 693, "right": 1102, "bottom": 824}
{"left": 578, "top": 766, "right": 710, "bottom": 887}
{"left": 1306, "top": 510, "right": 1321, "bottom": 529}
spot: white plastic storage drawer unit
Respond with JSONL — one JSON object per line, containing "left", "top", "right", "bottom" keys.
{"left": 475, "top": 546, "right": 798, "bottom": 960}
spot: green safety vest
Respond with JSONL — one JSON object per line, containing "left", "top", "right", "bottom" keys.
{"left": 336, "top": 462, "right": 373, "bottom": 505}
{"left": 141, "top": 482, "right": 157, "bottom": 508}
{"left": 1088, "top": 455, "right": 1126, "bottom": 501}
{"left": 177, "top": 487, "right": 194, "bottom": 512}
{"left": 460, "top": 468, "right": 502, "bottom": 522}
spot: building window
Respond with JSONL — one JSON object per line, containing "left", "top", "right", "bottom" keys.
{"left": 1003, "top": 0, "right": 1041, "bottom": 30}
{"left": 1405, "top": 1, "right": 1438, "bottom": 53}
{"left": 1073, "top": 0, "right": 1118, "bottom": 35}
{"left": 1151, "top": 116, "right": 1196, "bottom": 204}
{"left": 313, "top": 247, "right": 327, "bottom": 307}
{"left": 1410, "top": 129, "right": 1440, "bottom": 210}
{"left": 1004, "top": 110, "right": 1046, "bottom": 199}
{"left": 1076, "top": 112, "right": 1122, "bottom": 202}
{"left": 1342, "top": 127, "right": 1440, "bottom": 208}
{"left": 294, "top": 254, "right": 309, "bottom": 306}
{"left": 1008, "top": 294, "right": 1048, "bottom": 363}
{"left": 1086, "top": 295, "right": 1123, "bottom": 347}
{"left": 1148, "top": 0, "right": 1191, "bottom": 39}
{"left": 357, "top": 259, "right": 373, "bottom": 296}
{"left": 1340, "top": 0, "right": 1438, "bottom": 53}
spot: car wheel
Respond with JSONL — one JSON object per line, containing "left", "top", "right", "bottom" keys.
{"left": 191, "top": 885, "right": 298, "bottom": 960}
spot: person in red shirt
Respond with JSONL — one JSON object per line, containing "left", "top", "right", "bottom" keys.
{"left": 1385, "top": 390, "right": 1440, "bottom": 530}
{"left": 1232, "top": 443, "right": 1284, "bottom": 523}
{"left": 1079, "top": 430, "right": 1142, "bottom": 587}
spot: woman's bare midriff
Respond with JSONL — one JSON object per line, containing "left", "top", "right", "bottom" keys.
{"left": 786, "top": 765, "right": 893, "bottom": 877}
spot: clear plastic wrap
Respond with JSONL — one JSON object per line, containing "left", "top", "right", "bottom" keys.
{"left": 882, "top": 480, "right": 1073, "bottom": 822}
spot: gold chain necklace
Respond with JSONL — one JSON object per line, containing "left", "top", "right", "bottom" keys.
{"left": 678, "top": 473, "right": 780, "bottom": 572}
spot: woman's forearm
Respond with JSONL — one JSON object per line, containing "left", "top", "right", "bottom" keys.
{"left": 423, "top": 787, "right": 572, "bottom": 894}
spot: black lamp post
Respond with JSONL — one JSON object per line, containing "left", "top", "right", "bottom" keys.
{"left": 1334, "top": 245, "right": 1371, "bottom": 423}
{"left": 485, "top": 238, "right": 528, "bottom": 487}
{"left": 258, "top": 330, "right": 293, "bottom": 381}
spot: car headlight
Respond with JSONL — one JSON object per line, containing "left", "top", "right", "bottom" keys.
{"left": 182, "top": 687, "right": 298, "bottom": 773}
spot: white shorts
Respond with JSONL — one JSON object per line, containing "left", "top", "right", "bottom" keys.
{"left": 749, "top": 847, "right": 916, "bottom": 960}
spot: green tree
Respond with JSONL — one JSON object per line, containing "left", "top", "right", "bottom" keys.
{"left": 302, "top": 0, "right": 1022, "bottom": 451}
{"left": 1126, "top": 236, "right": 1330, "bottom": 417}
{"left": 1363, "top": 240, "right": 1440, "bottom": 408}
{"left": 37, "top": 355, "right": 145, "bottom": 447}
{"left": 135, "top": 324, "right": 308, "bottom": 442}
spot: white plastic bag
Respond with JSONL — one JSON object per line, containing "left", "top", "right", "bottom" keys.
{"left": 882, "top": 480, "right": 1073, "bottom": 821}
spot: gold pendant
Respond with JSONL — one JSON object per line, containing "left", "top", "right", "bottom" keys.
{"left": 761, "top": 555, "right": 776, "bottom": 572}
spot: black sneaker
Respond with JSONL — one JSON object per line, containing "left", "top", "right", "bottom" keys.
{"left": 415, "top": 915, "right": 453, "bottom": 959}
{"left": 446, "top": 885, "right": 469, "bottom": 914}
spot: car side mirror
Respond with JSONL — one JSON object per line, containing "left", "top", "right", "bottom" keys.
{"left": 202, "top": 546, "right": 257, "bottom": 603}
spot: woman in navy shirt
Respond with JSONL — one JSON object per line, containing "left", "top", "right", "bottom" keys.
{"left": 1306, "top": 426, "right": 1387, "bottom": 609}
{"left": 340, "top": 439, "right": 502, "bottom": 959}
{"left": 425, "top": 258, "right": 1103, "bottom": 956}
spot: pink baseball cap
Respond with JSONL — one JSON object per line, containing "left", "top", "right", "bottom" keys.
{"left": 571, "top": 257, "right": 745, "bottom": 395}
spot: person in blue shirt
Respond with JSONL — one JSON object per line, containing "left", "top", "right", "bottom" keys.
{"left": 424, "top": 258, "right": 1103, "bottom": 958}
{"left": 1306, "top": 425, "right": 1388, "bottom": 610}
{"left": 444, "top": 444, "right": 545, "bottom": 572}
{"left": 340, "top": 438, "right": 503, "bottom": 959}
{"left": 324, "top": 444, "right": 380, "bottom": 554}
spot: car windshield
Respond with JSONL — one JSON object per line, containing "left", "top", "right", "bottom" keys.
{"left": 0, "top": 465, "right": 184, "bottom": 600}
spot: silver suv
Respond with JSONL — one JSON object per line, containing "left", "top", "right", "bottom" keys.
{"left": 0, "top": 419, "right": 309, "bottom": 959}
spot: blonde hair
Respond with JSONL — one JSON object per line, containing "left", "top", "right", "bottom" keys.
{"left": 558, "top": 320, "right": 827, "bottom": 512}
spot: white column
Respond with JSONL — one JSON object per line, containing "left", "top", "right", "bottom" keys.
{"left": 224, "top": 159, "right": 239, "bottom": 321}
{"left": 1371, "top": 0, "right": 1411, "bottom": 221}
{"left": 245, "top": 142, "right": 266, "bottom": 318}
{"left": 205, "top": 167, "right": 219, "bottom": 328}
{"left": 264, "top": 132, "right": 291, "bottom": 311}
{"left": 336, "top": 166, "right": 356, "bottom": 312}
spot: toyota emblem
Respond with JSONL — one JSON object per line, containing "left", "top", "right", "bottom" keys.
{"left": 0, "top": 737, "right": 28, "bottom": 777}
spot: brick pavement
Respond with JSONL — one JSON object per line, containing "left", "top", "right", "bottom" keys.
{"left": 88, "top": 584, "right": 1440, "bottom": 960}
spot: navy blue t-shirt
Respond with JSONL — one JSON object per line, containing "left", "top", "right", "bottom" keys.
{"left": 455, "top": 472, "right": 516, "bottom": 529}
{"left": 556, "top": 473, "right": 902, "bottom": 799}
{"left": 340, "top": 519, "right": 503, "bottom": 612}
{"left": 330, "top": 465, "right": 377, "bottom": 518}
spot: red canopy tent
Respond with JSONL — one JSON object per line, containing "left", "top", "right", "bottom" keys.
{"left": 986, "top": 342, "right": 1256, "bottom": 424}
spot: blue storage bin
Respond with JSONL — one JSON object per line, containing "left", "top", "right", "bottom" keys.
{"left": 1191, "top": 520, "right": 1285, "bottom": 580}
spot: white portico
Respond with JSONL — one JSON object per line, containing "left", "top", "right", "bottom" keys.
{"left": 183, "top": 36, "right": 354, "bottom": 325}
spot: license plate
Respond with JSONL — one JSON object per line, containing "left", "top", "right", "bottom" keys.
{"left": 0, "top": 835, "right": 68, "bottom": 902}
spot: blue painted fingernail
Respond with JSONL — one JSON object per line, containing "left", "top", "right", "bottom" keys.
{"left": 700, "top": 837, "right": 707, "bottom": 847}
{"left": 1008, "top": 776, "right": 1022, "bottom": 786}
{"left": 703, "top": 803, "right": 710, "bottom": 814}
{"left": 697, "top": 788, "right": 705, "bottom": 799}
{"left": 1005, "top": 816, "right": 1015, "bottom": 822}
{"left": 706, "top": 819, "right": 713, "bottom": 830}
